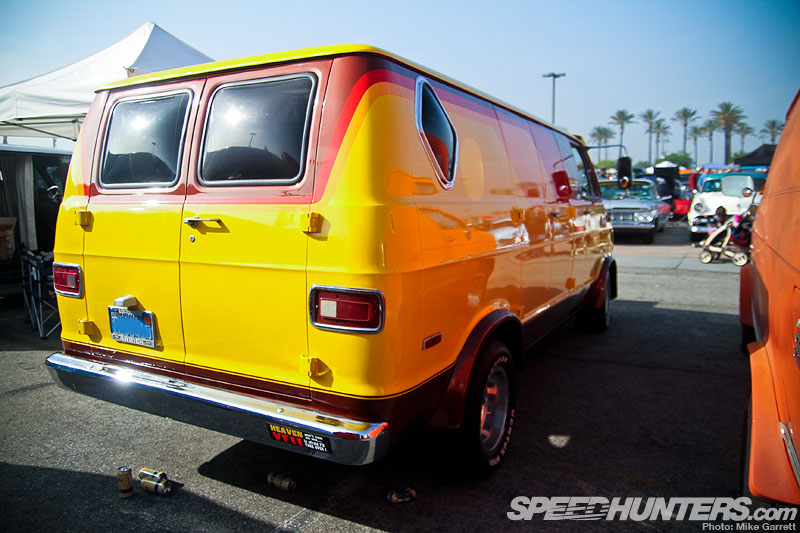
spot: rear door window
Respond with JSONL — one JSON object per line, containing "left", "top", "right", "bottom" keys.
{"left": 100, "top": 92, "right": 192, "bottom": 188}
{"left": 199, "top": 75, "right": 316, "bottom": 186}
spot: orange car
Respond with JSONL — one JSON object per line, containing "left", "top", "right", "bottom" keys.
{"left": 739, "top": 88, "right": 800, "bottom": 505}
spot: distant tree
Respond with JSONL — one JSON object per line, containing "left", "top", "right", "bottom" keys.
{"left": 638, "top": 109, "right": 660, "bottom": 165}
{"left": 589, "top": 126, "right": 605, "bottom": 147}
{"left": 609, "top": 110, "right": 635, "bottom": 159}
{"left": 689, "top": 125, "right": 704, "bottom": 166}
{"left": 652, "top": 119, "right": 671, "bottom": 161}
{"left": 711, "top": 102, "right": 746, "bottom": 164}
{"left": 732, "top": 150, "right": 748, "bottom": 160}
{"left": 702, "top": 119, "right": 719, "bottom": 163}
{"left": 634, "top": 161, "right": 651, "bottom": 169}
{"left": 759, "top": 119, "right": 784, "bottom": 143}
{"left": 588, "top": 126, "right": 615, "bottom": 160}
{"left": 595, "top": 159, "right": 617, "bottom": 170}
{"left": 599, "top": 127, "right": 616, "bottom": 160}
{"left": 672, "top": 107, "right": 698, "bottom": 155}
{"left": 734, "top": 123, "right": 754, "bottom": 153}
{"left": 658, "top": 152, "right": 693, "bottom": 168}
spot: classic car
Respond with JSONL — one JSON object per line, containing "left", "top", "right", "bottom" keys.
{"left": 600, "top": 179, "right": 671, "bottom": 244}
{"left": 689, "top": 172, "right": 766, "bottom": 242}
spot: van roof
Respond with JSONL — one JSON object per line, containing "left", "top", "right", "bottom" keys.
{"left": 100, "top": 44, "right": 574, "bottom": 142}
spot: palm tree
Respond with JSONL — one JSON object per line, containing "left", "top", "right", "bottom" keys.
{"left": 702, "top": 119, "right": 719, "bottom": 163}
{"left": 711, "top": 102, "right": 746, "bottom": 164}
{"left": 652, "top": 119, "right": 671, "bottom": 162}
{"left": 689, "top": 125, "right": 704, "bottom": 165}
{"left": 759, "top": 119, "right": 784, "bottom": 143}
{"left": 600, "top": 127, "right": 616, "bottom": 160}
{"left": 734, "top": 123, "right": 755, "bottom": 153}
{"left": 638, "top": 109, "right": 660, "bottom": 164}
{"left": 609, "top": 110, "right": 635, "bottom": 158}
{"left": 588, "top": 126, "right": 615, "bottom": 162}
{"left": 672, "top": 107, "right": 698, "bottom": 155}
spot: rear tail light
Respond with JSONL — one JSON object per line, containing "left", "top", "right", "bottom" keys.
{"left": 53, "top": 263, "right": 83, "bottom": 298}
{"left": 309, "top": 286, "right": 384, "bottom": 333}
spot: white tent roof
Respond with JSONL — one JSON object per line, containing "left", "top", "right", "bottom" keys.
{"left": 0, "top": 22, "right": 212, "bottom": 140}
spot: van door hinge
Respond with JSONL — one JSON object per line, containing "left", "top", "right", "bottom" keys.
{"left": 77, "top": 319, "right": 95, "bottom": 336}
{"left": 307, "top": 357, "right": 330, "bottom": 378}
{"left": 75, "top": 210, "right": 91, "bottom": 227}
{"left": 302, "top": 212, "right": 322, "bottom": 234}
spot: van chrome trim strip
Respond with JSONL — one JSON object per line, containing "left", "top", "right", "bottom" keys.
{"left": 46, "top": 352, "right": 390, "bottom": 465}
{"left": 780, "top": 422, "right": 800, "bottom": 489}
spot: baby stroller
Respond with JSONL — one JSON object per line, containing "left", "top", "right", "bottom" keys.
{"left": 698, "top": 208, "right": 753, "bottom": 267}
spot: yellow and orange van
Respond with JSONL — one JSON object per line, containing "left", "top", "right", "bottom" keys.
{"left": 740, "top": 89, "right": 800, "bottom": 504}
{"left": 46, "top": 45, "right": 616, "bottom": 472}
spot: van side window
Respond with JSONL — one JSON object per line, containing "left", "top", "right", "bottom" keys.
{"left": 100, "top": 92, "right": 191, "bottom": 187}
{"left": 554, "top": 134, "right": 598, "bottom": 199}
{"left": 416, "top": 80, "right": 457, "bottom": 186}
{"left": 569, "top": 144, "right": 599, "bottom": 198}
{"left": 200, "top": 75, "right": 316, "bottom": 185}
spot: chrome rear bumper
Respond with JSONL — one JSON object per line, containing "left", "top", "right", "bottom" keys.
{"left": 46, "top": 352, "right": 390, "bottom": 465}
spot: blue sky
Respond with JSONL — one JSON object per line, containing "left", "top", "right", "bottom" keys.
{"left": 1, "top": 0, "right": 798, "bottom": 165}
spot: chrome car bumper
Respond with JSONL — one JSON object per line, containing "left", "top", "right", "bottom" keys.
{"left": 46, "top": 352, "right": 390, "bottom": 465}
{"left": 609, "top": 222, "right": 655, "bottom": 231}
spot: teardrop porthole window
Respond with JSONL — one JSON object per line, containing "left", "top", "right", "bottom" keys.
{"left": 415, "top": 78, "right": 458, "bottom": 189}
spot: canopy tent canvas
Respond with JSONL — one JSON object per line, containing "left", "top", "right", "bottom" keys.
{"left": 734, "top": 144, "right": 776, "bottom": 167}
{"left": 0, "top": 22, "right": 212, "bottom": 140}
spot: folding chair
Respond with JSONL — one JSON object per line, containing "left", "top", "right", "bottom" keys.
{"left": 22, "top": 249, "right": 61, "bottom": 339}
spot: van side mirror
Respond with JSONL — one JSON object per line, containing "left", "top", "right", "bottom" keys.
{"left": 742, "top": 187, "right": 754, "bottom": 198}
{"left": 617, "top": 156, "right": 632, "bottom": 189}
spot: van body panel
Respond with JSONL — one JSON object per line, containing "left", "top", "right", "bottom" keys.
{"left": 54, "top": 92, "right": 106, "bottom": 343}
{"left": 179, "top": 61, "right": 331, "bottom": 396}
{"left": 81, "top": 80, "right": 204, "bottom": 367}
{"left": 744, "top": 88, "right": 800, "bottom": 504}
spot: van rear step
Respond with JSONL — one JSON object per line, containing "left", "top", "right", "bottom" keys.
{"left": 45, "top": 353, "right": 390, "bottom": 465}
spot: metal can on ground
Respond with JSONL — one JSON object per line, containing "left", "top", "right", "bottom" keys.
{"left": 117, "top": 466, "right": 134, "bottom": 499}
{"left": 267, "top": 472, "right": 297, "bottom": 491}
{"left": 138, "top": 468, "right": 168, "bottom": 482}
{"left": 140, "top": 477, "right": 172, "bottom": 495}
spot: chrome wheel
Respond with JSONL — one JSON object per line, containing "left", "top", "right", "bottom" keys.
{"left": 479, "top": 364, "right": 510, "bottom": 454}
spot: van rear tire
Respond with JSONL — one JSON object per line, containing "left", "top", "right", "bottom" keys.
{"left": 457, "top": 341, "right": 516, "bottom": 477}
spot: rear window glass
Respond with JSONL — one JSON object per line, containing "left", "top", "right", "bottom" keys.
{"left": 200, "top": 75, "right": 315, "bottom": 185}
{"left": 101, "top": 92, "right": 191, "bottom": 187}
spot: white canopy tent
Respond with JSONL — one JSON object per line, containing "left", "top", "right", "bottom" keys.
{"left": 0, "top": 22, "right": 213, "bottom": 140}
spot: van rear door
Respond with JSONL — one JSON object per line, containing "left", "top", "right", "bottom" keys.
{"left": 83, "top": 81, "right": 204, "bottom": 368}
{"left": 179, "top": 62, "right": 330, "bottom": 397}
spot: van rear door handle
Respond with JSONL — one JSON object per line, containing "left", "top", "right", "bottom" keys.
{"left": 183, "top": 217, "right": 221, "bottom": 227}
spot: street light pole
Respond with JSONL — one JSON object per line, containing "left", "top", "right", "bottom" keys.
{"left": 542, "top": 72, "right": 566, "bottom": 124}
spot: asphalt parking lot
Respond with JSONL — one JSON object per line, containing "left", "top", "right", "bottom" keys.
{"left": 1, "top": 226, "right": 787, "bottom": 532}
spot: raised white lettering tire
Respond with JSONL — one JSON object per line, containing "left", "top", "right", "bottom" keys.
{"left": 458, "top": 341, "right": 516, "bottom": 476}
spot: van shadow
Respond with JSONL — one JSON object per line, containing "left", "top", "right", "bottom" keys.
{"left": 197, "top": 300, "right": 752, "bottom": 532}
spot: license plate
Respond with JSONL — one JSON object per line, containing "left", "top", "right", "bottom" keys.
{"left": 108, "top": 306, "right": 155, "bottom": 348}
